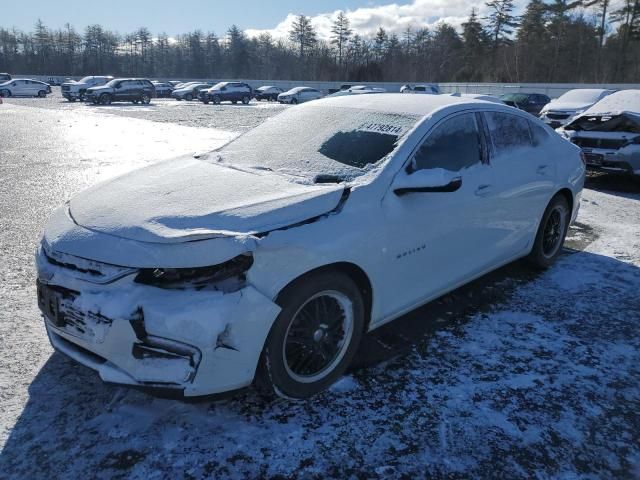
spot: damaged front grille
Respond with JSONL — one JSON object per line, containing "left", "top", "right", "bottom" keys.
{"left": 41, "top": 243, "right": 136, "bottom": 284}
{"left": 547, "top": 112, "right": 571, "bottom": 120}
{"left": 571, "top": 137, "right": 629, "bottom": 150}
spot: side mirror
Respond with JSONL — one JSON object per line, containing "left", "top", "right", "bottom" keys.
{"left": 393, "top": 168, "right": 462, "bottom": 196}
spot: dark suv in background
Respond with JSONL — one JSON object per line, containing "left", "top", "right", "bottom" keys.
{"left": 199, "top": 82, "right": 253, "bottom": 104}
{"left": 499, "top": 93, "right": 550, "bottom": 115}
{"left": 85, "top": 78, "right": 156, "bottom": 105}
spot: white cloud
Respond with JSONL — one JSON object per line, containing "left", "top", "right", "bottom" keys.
{"left": 245, "top": 0, "right": 529, "bottom": 40}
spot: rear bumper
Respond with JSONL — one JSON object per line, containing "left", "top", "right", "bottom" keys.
{"left": 580, "top": 148, "right": 640, "bottom": 176}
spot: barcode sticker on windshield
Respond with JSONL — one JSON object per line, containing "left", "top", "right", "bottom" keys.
{"left": 357, "top": 122, "right": 408, "bottom": 136}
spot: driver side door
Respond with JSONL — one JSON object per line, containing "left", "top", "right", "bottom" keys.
{"left": 379, "top": 112, "right": 501, "bottom": 320}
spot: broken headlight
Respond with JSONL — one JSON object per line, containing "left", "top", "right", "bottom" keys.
{"left": 134, "top": 254, "right": 253, "bottom": 290}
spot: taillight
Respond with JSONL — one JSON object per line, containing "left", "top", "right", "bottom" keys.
{"left": 580, "top": 151, "right": 587, "bottom": 166}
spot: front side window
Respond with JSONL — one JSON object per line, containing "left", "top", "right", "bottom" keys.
{"left": 485, "top": 112, "right": 532, "bottom": 154}
{"left": 412, "top": 114, "right": 482, "bottom": 172}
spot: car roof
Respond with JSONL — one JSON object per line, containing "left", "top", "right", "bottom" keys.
{"left": 314, "top": 92, "right": 509, "bottom": 116}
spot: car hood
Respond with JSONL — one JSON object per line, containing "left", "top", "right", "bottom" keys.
{"left": 86, "top": 85, "right": 110, "bottom": 93}
{"left": 62, "top": 81, "right": 88, "bottom": 87}
{"left": 543, "top": 100, "right": 593, "bottom": 112}
{"left": 68, "top": 156, "right": 345, "bottom": 244}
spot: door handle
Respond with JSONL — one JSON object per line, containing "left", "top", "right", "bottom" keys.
{"left": 537, "top": 165, "right": 550, "bottom": 174}
{"left": 475, "top": 184, "right": 493, "bottom": 196}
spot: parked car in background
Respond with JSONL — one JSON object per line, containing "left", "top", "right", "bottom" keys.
{"left": 559, "top": 89, "right": 640, "bottom": 177}
{"left": 328, "top": 85, "right": 387, "bottom": 97}
{"left": 500, "top": 93, "right": 550, "bottom": 116}
{"left": 278, "top": 86, "right": 323, "bottom": 104}
{"left": 448, "top": 93, "right": 504, "bottom": 104}
{"left": 61, "top": 76, "right": 114, "bottom": 102}
{"left": 199, "top": 82, "right": 253, "bottom": 104}
{"left": 173, "top": 81, "right": 200, "bottom": 90}
{"left": 539, "top": 89, "right": 615, "bottom": 129}
{"left": 168, "top": 80, "right": 183, "bottom": 87}
{"left": 36, "top": 94, "right": 584, "bottom": 399}
{"left": 400, "top": 84, "right": 440, "bottom": 95}
{"left": 152, "top": 81, "right": 174, "bottom": 98}
{"left": 85, "top": 78, "right": 155, "bottom": 105}
{"left": 0, "top": 73, "right": 11, "bottom": 82}
{"left": 254, "top": 86, "right": 284, "bottom": 101}
{"left": 172, "top": 83, "right": 210, "bottom": 101}
{"left": 0, "top": 79, "right": 51, "bottom": 97}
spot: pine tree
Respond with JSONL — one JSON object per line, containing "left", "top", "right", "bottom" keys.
{"left": 289, "top": 15, "right": 317, "bottom": 58}
{"left": 330, "top": 11, "right": 352, "bottom": 66}
{"left": 461, "top": 9, "right": 488, "bottom": 80}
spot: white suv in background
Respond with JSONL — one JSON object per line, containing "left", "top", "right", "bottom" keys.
{"left": 278, "top": 87, "right": 323, "bottom": 104}
{"left": 0, "top": 79, "right": 51, "bottom": 97}
{"left": 61, "top": 76, "right": 114, "bottom": 102}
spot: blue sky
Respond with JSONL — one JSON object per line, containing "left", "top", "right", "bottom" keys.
{"left": 3, "top": 0, "right": 527, "bottom": 38}
{"left": 5, "top": 0, "right": 388, "bottom": 34}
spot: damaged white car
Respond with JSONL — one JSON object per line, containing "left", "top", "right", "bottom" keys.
{"left": 559, "top": 89, "right": 640, "bottom": 176}
{"left": 539, "top": 88, "right": 615, "bottom": 129}
{"left": 37, "top": 94, "right": 585, "bottom": 399}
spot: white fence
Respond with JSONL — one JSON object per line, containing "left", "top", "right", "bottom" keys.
{"left": 14, "top": 74, "right": 640, "bottom": 98}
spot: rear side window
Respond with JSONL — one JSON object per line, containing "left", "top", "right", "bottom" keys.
{"left": 485, "top": 112, "right": 532, "bottom": 153}
{"left": 529, "top": 121, "right": 551, "bottom": 146}
{"left": 412, "top": 113, "right": 482, "bottom": 172}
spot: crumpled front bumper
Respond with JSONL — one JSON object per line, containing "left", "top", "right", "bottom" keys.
{"left": 36, "top": 247, "right": 281, "bottom": 396}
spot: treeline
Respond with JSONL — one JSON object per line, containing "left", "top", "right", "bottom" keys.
{"left": 1, "top": 0, "right": 640, "bottom": 83}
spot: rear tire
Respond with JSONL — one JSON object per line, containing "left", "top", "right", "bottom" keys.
{"left": 256, "top": 271, "right": 365, "bottom": 399}
{"left": 527, "top": 194, "right": 570, "bottom": 269}
{"left": 141, "top": 93, "right": 151, "bottom": 104}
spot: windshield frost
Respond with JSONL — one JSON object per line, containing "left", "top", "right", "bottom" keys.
{"left": 208, "top": 106, "right": 419, "bottom": 182}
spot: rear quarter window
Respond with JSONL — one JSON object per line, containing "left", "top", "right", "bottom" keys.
{"left": 485, "top": 112, "right": 533, "bottom": 153}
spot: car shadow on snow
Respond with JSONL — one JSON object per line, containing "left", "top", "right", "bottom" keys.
{"left": 3, "top": 240, "right": 640, "bottom": 478}
{"left": 585, "top": 171, "right": 640, "bottom": 196}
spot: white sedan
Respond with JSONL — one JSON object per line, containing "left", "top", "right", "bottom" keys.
{"left": 278, "top": 86, "right": 323, "bottom": 104}
{"left": 37, "top": 94, "right": 584, "bottom": 399}
{"left": 0, "top": 79, "right": 51, "bottom": 97}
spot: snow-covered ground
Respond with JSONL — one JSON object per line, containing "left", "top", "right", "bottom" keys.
{"left": 1, "top": 99, "right": 639, "bottom": 478}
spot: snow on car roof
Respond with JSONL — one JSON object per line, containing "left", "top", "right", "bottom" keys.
{"left": 557, "top": 89, "right": 613, "bottom": 103}
{"left": 314, "top": 92, "right": 493, "bottom": 116}
{"left": 580, "top": 89, "right": 640, "bottom": 117}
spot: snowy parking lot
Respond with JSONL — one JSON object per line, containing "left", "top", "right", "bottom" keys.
{"left": 1, "top": 92, "right": 639, "bottom": 478}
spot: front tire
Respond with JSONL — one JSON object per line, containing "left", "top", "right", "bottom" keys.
{"left": 256, "top": 271, "right": 365, "bottom": 399}
{"left": 185, "top": 93, "right": 193, "bottom": 101}
{"left": 213, "top": 95, "right": 221, "bottom": 105}
{"left": 141, "top": 93, "right": 151, "bottom": 104}
{"left": 291, "top": 98, "right": 298, "bottom": 105}
{"left": 528, "top": 194, "right": 570, "bottom": 269}
{"left": 99, "top": 93, "right": 111, "bottom": 105}
{"left": 1, "top": 89, "right": 11, "bottom": 97}
{"left": 241, "top": 95, "right": 250, "bottom": 105}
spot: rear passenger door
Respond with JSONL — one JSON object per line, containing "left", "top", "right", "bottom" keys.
{"left": 484, "top": 111, "right": 556, "bottom": 257}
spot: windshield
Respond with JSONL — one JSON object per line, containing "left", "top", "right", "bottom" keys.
{"left": 500, "top": 93, "right": 529, "bottom": 103}
{"left": 206, "top": 106, "right": 419, "bottom": 182}
{"left": 105, "top": 79, "right": 121, "bottom": 87}
{"left": 79, "top": 76, "right": 93, "bottom": 83}
{"left": 211, "top": 82, "right": 227, "bottom": 89}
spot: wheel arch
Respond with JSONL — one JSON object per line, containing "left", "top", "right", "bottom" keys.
{"left": 555, "top": 187, "right": 574, "bottom": 214}
{"left": 275, "top": 262, "right": 374, "bottom": 330}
